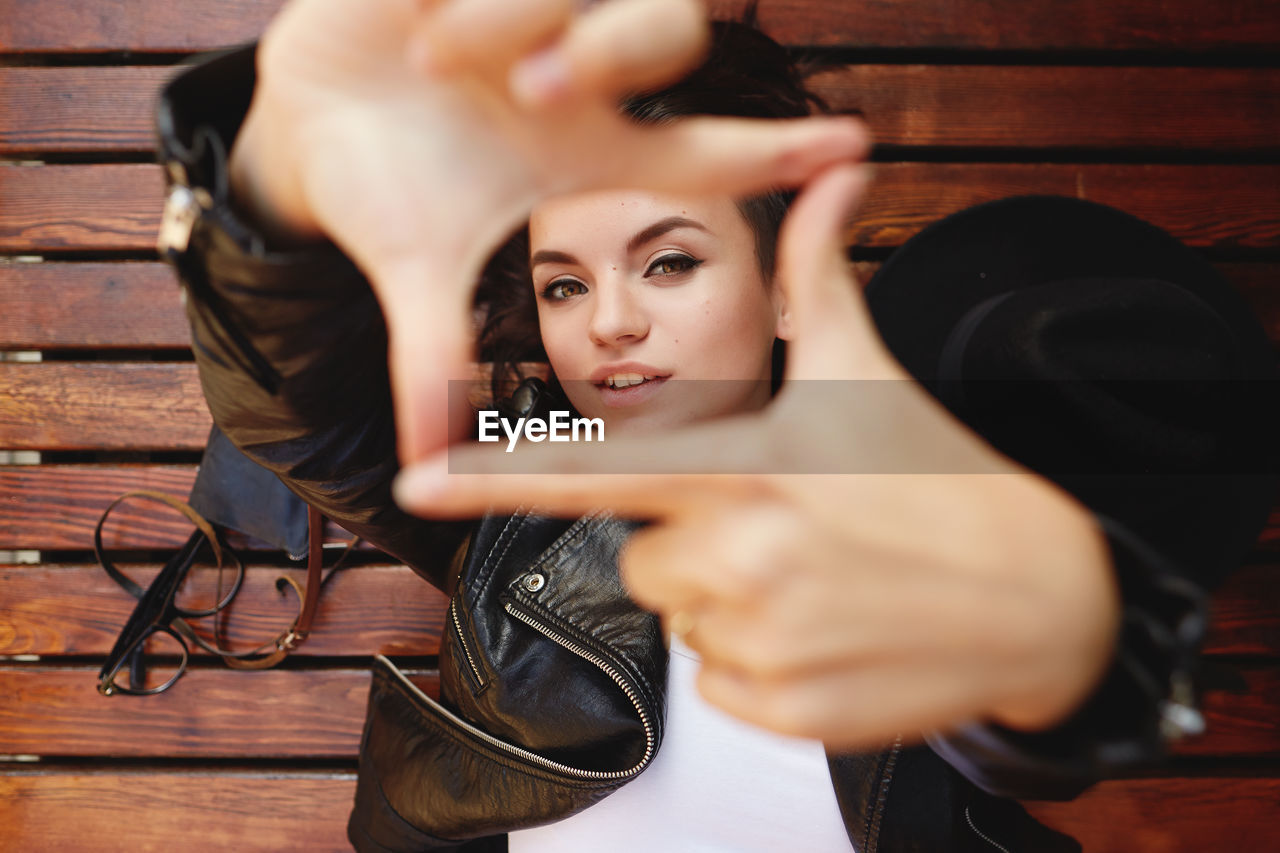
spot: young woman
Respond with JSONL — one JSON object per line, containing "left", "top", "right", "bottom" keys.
{"left": 155, "top": 0, "right": 1267, "bottom": 849}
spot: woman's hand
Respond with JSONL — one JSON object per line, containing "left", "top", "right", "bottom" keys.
{"left": 229, "top": 0, "right": 869, "bottom": 461}
{"left": 394, "top": 164, "right": 1122, "bottom": 748}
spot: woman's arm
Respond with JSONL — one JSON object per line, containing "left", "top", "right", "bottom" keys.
{"left": 159, "top": 45, "right": 470, "bottom": 587}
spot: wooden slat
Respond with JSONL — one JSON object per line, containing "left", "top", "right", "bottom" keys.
{"left": 0, "top": 667, "right": 438, "bottom": 758}
{"left": 0, "top": 466, "right": 369, "bottom": 551}
{"left": 1206, "top": 563, "right": 1280, "bottom": 657}
{"left": 8, "top": 163, "right": 1280, "bottom": 254}
{"left": 1176, "top": 665, "right": 1280, "bottom": 757}
{"left": 1022, "top": 776, "right": 1280, "bottom": 853}
{"left": 4, "top": 464, "right": 1280, "bottom": 554}
{"left": 0, "top": 0, "right": 284, "bottom": 53}
{"left": 8, "top": 65, "right": 1280, "bottom": 156}
{"left": 1, "top": 560, "right": 1272, "bottom": 658}
{"left": 0, "top": 772, "right": 1275, "bottom": 853}
{"left": 0, "top": 662, "right": 1274, "bottom": 759}
{"left": 0, "top": 771, "right": 357, "bottom": 853}
{"left": 0, "top": 465, "right": 196, "bottom": 550}
{"left": 4, "top": 0, "right": 1279, "bottom": 53}
{"left": 1, "top": 261, "right": 1274, "bottom": 352}
{"left": 0, "top": 262, "right": 187, "bottom": 349}
{"left": 0, "top": 559, "right": 1268, "bottom": 659}
{"left": 721, "top": 0, "right": 1280, "bottom": 51}
{"left": 0, "top": 67, "right": 174, "bottom": 155}
{"left": 813, "top": 65, "right": 1280, "bottom": 152}
{"left": 0, "top": 564, "right": 447, "bottom": 658}
{"left": 853, "top": 163, "right": 1280, "bottom": 250}
{"left": 0, "top": 164, "right": 162, "bottom": 253}
{"left": 0, "top": 364, "right": 210, "bottom": 451}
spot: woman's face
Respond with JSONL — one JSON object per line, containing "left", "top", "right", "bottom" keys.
{"left": 528, "top": 190, "right": 787, "bottom": 432}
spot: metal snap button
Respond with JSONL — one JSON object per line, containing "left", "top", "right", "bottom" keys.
{"left": 522, "top": 573, "right": 546, "bottom": 593}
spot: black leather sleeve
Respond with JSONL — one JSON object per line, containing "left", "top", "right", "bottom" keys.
{"left": 155, "top": 44, "right": 469, "bottom": 588}
{"left": 925, "top": 515, "right": 1212, "bottom": 800}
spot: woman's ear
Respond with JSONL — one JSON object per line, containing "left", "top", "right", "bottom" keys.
{"left": 772, "top": 274, "right": 794, "bottom": 340}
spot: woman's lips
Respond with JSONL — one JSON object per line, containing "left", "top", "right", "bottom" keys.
{"left": 595, "top": 374, "right": 670, "bottom": 407}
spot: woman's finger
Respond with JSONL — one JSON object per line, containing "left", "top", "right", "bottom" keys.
{"left": 408, "top": 0, "right": 576, "bottom": 76}
{"left": 510, "top": 0, "right": 709, "bottom": 106}
{"left": 392, "top": 415, "right": 777, "bottom": 518}
{"left": 772, "top": 162, "right": 898, "bottom": 382}
{"left": 696, "top": 658, "right": 994, "bottom": 748}
{"left": 602, "top": 115, "right": 871, "bottom": 203}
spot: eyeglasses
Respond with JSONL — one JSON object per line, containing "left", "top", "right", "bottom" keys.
{"left": 95, "top": 491, "right": 350, "bottom": 696}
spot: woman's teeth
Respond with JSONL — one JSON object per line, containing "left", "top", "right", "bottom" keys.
{"left": 605, "top": 373, "right": 655, "bottom": 389}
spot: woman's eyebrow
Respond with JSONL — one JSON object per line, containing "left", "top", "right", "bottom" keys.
{"left": 625, "top": 216, "right": 709, "bottom": 253}
{"left": 529, "top": 216, "right": 710, "bottom": 269}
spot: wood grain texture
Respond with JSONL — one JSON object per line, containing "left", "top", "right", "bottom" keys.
{"left": 1023, "top": 776, "right": 1280, "bottom": 853}
{"left": 0, "top": 771, "right": 358, "bottom": 853}
{"left": 0, "top": 0, "right": 285, "bottom": 53}
{"left": 0, "top": 165, "right": 163, "bottom": 253}
{"left": 1205, "top": 563, "right": 1280, "bottom": 657}
{"left": 0, "top": 364, "right": 210, "bottom": 451}
{"left": 0, "top": 465, "right": 198, "bottom": 550}
{"left": 0, "top": 667, "right": 438, "bottom": 758}
{"left": 8, "top": 65, "right": 1280, "bottom": 155}
{"left": 0, "top": 67, "right": 175, "bottom": 154}
{"left": 0, "top": 662, "right": 1273, "bottom": 759}
{"left": 1, "top": 560, "right": 1273, "bottom": 658}
{"left": 5, "top": 0, "right": 1278, "bottom": 52}
{"left": 0, "top": 262, "right": 188, "bottom": 349}
{"left": 814, "top": 65, "right": 1280, "bottom": 152}
{"left": 0, "top": 564, "right": 447, "bottom": 657}
{"left": 8, "top": 163, "right": 1279, "bottom": 253}
{"left": 853, "top": 163, "right": 1280, "bottom": 249}
{"left": 0, "top": 466, "right": 365, "bottom": 551}
{"left": 0, "top": 772, "right": 1277, "bottom": 853}
{"left": 711, "top": 0, "right": 1280, "bottom": 51}
{"left": 2, "top": 262, "right": 1274, "bottom": 351}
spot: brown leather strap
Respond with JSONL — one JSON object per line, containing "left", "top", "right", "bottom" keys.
{"left": 293, "top": 505, "right": 326, "bottom": 647}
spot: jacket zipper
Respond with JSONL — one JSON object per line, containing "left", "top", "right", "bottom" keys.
{"left": 964, "top": 806, "right": 1013, "bottom": 853}
{"left": 864, "top": 733, "right": 902, "bottom": 853}
{"left": 502, "top": 599, "right": 656, "bottom": 777}
{"left": 449, "top": 597, "right": 487, "bottom": 690}
{"left": 377, "top": 652, "right": 652, "bottom": 782}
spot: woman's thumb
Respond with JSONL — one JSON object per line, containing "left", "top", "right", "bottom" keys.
{"left": 775, "top": 163, "right": 897, "bottom": 380}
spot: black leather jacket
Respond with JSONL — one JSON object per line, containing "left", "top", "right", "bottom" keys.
{"left": 157, "top": 45, "right": 1237, "bottom": 852}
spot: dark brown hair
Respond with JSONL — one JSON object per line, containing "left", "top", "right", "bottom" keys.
{"left": 474, "top": 17, "right": 835, "bottom": 401}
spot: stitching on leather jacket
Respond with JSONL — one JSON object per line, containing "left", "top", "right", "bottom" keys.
{"left": 516, "top": 511, "right": 610, "bottom": 578}
{"left": 467, "top": 512, "right": 528, "bottom": 600}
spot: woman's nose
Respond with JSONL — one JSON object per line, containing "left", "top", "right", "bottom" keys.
{"left": 588, "top": 281, "right": 650, "bottom": 346}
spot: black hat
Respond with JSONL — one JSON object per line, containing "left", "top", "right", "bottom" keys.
{"left": 864, "top": 195, "right": 1277, "bottom": 585}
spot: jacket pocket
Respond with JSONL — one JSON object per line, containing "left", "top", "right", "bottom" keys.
{"left": 354, "top": 655, "right": 641, "bottom": 845}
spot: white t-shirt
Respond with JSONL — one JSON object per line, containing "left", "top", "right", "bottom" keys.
{"left": 508, "top": 637, "right": 852, "bottom": 852}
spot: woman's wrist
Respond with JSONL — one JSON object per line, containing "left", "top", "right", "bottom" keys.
{"left": 984, "top": 481, "right": 1122, "bottom": 733}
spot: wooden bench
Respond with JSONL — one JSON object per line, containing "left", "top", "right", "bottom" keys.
{"left": 2, "top": 1, "right": 1278, "bottom": 849}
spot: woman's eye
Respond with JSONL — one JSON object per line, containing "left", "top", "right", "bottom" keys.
{"left": 646, "top": 254, "right": 702, "bottom": 277}
{"left": 542, "top": 279, "right": 587, "bottom": 301}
